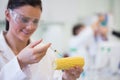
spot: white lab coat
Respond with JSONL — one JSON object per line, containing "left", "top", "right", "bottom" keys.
{"left": 0, "top": 31, "right": 62, "bottom": 80}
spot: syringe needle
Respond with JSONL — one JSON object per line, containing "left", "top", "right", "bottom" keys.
{"left": 42, "top": 41, "right": 62, "bottom": 57}
{"left": 50, "top": 47, "right": 62, "bottom": 57}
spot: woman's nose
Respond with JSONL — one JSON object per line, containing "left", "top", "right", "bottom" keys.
{"left": 26, "top": 22, "right": 36, "bottom": 30}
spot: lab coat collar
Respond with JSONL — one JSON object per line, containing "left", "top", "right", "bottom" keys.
{"left": 0, "top": 31, "right": 16, "bottom": 61}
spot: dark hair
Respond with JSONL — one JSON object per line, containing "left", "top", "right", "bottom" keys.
{"left": 6, "top": 0, "right": 42, "bottom": 31}
{"left": 72, "top": 24, "right": 84, "bottom": 36}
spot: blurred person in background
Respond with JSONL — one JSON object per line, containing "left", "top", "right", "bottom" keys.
{"left": 82, "top": 13, "right": 110, "bottom": 68}
{"left": 0, "top": 0, "right": 83, "bottom": 80}
{"left": 84, "top": 13, "right": 109, "bottom": 42}
{"left": 68, "top": 23, "right": 99, "bottom": 70}
{"left": 83, "top": 13, "right": 117, "bottom": 72}
{"left": 94, "top": 13, "right": 109, "bottom": 42}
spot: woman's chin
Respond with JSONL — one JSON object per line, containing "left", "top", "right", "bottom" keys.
{"left": 19, "top": 36, "right": 30, "bottom": 42}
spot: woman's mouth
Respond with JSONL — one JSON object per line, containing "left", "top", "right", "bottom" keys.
{"left": 22, "top": 30, "right": 31, "bottom": 35}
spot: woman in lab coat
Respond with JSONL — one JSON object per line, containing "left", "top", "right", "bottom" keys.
{"left": 0, "top": 0, "right": 83, "bottom": 80}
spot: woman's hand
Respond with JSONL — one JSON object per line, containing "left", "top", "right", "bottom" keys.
{"left": 62, "top": 66, "right": 83, "bottom": 80}
{"left": 17, "top": 39, "right": 51, "bottom": 68}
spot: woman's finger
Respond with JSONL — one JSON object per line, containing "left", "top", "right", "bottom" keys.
{"left": 28, "top": 39, "right": 43, "bottom": 48}
{"left": 34, "top": 43, "right": 51, "bottom": 53}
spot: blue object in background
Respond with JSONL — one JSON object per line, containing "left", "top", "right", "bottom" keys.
{"left": 101, "top": 14, "right": 108, "bottom": 27}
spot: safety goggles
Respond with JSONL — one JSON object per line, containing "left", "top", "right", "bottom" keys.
{"left": 9, "top": 9, "right": 40, "bottom": 27}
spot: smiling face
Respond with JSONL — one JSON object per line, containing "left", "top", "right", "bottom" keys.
{"left": 6, "top": 5, "right": 42, "bottom": 42}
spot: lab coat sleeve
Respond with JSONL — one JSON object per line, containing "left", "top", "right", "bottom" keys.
{"left": 0, "top": 57, "right": 29, "bottom": 80}
{"left": 53, "top": 70, "right": 63, "bottom": 80}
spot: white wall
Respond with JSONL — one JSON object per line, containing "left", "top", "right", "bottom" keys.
{"left": 41, "top": 0, "right": 80, "bottom": 23}
{"left": 0, "top": 0, "right": 8, "bottom": 21}
{"left": 113, "top": 0, "right": 120, "bottom": 31}
{"left": 41, "top": 0, "right": 111, "bottom": 23}
{"left": 0, "top": 0, "right": 114, "bottom": 24}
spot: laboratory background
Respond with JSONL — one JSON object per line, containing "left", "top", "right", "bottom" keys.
{"left": 0, "top": 0, "right": 120, "bottom": 80}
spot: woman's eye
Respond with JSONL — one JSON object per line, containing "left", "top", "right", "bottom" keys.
{"left": 21, "top": 17, "right": 29, "bottom": 23}
{"left": 33, "top": 19, "right": 39, "bottom": 24}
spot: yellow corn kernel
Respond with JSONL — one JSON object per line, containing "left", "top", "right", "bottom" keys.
{"left": 53, "top": 56, "right": 84, "bottom": 70}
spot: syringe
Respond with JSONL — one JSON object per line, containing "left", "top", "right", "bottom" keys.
{"left": 50, "top": 46, "right": 63, "bottom": 57}
{"left": 39, "top": 41, "right": 63, "bottom": 57}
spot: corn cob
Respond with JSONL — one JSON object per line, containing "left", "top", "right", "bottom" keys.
{"left": 53, "top": 56, "right": 84, "bottom": 70}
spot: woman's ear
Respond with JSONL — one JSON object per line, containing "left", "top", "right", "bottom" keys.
{"left": 5, "top": 9, "right": 11, "bottom": 22}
